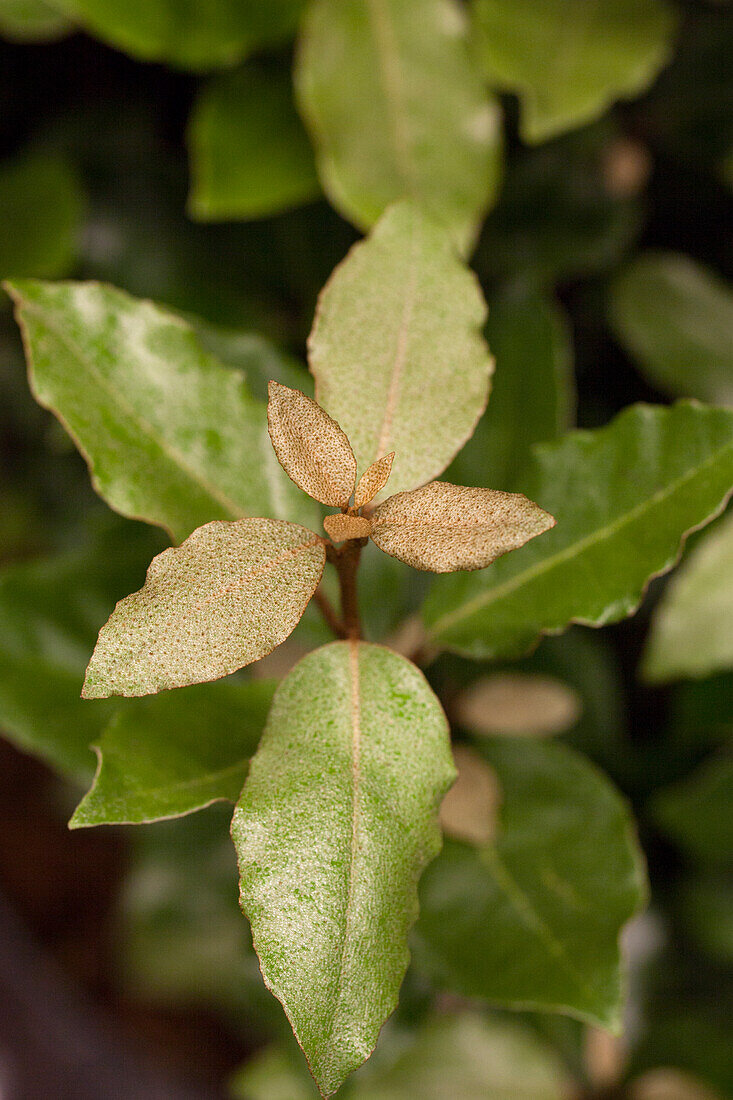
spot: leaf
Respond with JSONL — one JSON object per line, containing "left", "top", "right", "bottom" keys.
{"left": 0, "top": 521, "right": 163, "bottom": 780}
{"left": 309, "top": 202, "right": 493, "bottom": 499}
{"left": 295, "top": 0, "right": 502, "bottom": 252}
{"left": 5, "top": 280, "right": 317, "bottom": 542}
{"left": 650, "top": 755, "right": 733, "bottom": 865}
{"left": 70, "top": 679, "right": 276, "bottom": 827}
{"left": 231, "top": 641, "right": 455, "bottom": 1097}
{"left": 643, "top": 512, "right": 733, "bottom": 683}
{"left": 370, "top": 481, "right": 555, "bottom": 573}
{"left": 354, "top": 453, "right": 395, "bottom": 510}
{"left": 413, "top": 738, "right": 648, "bottom": 1030}
{"left": 472, "top": 0, "right": 678, "bottom": 144}
{"left": 0, "top": 153, "right": 82, "bottom": 279}
{"left": 45, "top": 0, "right": 307, "bottom": 69}
{"left": 439, "top": 744, "right": 499, "bottom": 845}
{"left": 424, "top": 402, "right": 733, "bottom": 659}
{"left": 447, "top": 292, "right": 575, "bottom": 491}
{"left": 453, "top": 672, "right": 582, "bottom": 738}
{"left": 323, "top": 514, "right": 372, "bottom": 543}
{"left": 0, "top": 0, "right": 71, "bottom": 40}
{"left": 188, "top": 64, "right": 320, "bottom": 222}
{"left": 267, "top": 381, "right": 357, "bottom": 507}
{"left": 609, "top": 253, "right": 733, "bottom": 406}
{"left": 83, "top": 518, "right": 325, "bottom": 699}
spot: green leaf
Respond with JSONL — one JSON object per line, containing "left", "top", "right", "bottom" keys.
{"left": 651, "top": 755, "right": 733, "bottom": 865}
{"left": 309, "top": 202, "right": 493, "bottom": 499}
{"left": 5, "top": 279, "right": 318, "bottom": 542}
{"left": 609, "top": 253, "right": 733, "bottom": 405}
{"left": 414, "top": 738, "right": 647, "bottom": 1030}
{"left": 231, "top": 641, "right": 455, "bottom": 1097}
{"left": 424, "top": 402, "right": 733, "bottom": 659}
{"left": 188, "top": 64, "right": 320, "bottom": 222}
{"left": 0, "top": 521, "right": 164, "bottom": 780}
{"left": 0, "top": 153, "right": 82, "bottom": 279}
{"left": 472, "top": 0, "right": 678, "bottom": 144}
{"left": 296, "top": 0, "right": 502, "bottom": 251}
{"left": 447, "top": 291, "right": 575, "bottom": 491}
{"left": 70, "top": 679, "right": 276, "bottom": 827}
{"left": 45, "top": 0, "right": 307, "bottom": 69}
{"left": 643, "top": 511, "right": 733, "bottom": 683}
{"left": 83, "top": 518, "right": 325, "bottom": 699}
{"left": 0, "top": 0, "right": 71, "bottom": 40}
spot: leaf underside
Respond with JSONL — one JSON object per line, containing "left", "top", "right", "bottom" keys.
{"left": 231, "top": 641, "right": 455, "bottom": 1097}
{"left": 83, "top": 518, "right": 325, "bottom": 698}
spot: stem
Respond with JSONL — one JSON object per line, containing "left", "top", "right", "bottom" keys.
{"left": 313, "top": 587, "right": 347, "bottom": 639}
{"left": 326, "top": 538, "right": 367, "bottom": 641}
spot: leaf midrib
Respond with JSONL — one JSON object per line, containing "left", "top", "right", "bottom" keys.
{"left": 429, "top": 429, "right": 733, "bottom": 638}
{"left": 19, "top": 297, "right": 248, "bottom": 526}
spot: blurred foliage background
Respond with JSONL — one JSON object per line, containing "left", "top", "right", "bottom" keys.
{"left": 0, "top": 0, "right": 732, "bottom": 1096}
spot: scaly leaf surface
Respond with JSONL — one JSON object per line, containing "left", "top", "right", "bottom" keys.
{"left": 83, "top": 519, "right": 325, "bottom": 698}
{"left": 309, "top": 203, "right": 493, "bottom": 500}
{"left": 231, "top": 641, "right": 455, "bottom": 1097}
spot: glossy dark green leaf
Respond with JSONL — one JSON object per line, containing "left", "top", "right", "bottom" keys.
{"left": 0, "top": 0, "right": 71, "bottom": 40}
{"left": 70, "top": 679, "right": 276, "bottom": 827}
{"left": 6, "top": 279, "right": 318, "bottom": 542}
{"left": 424, "top": 402, "right": 733, "bottom": 660}
{"left": 188, "top": 65, "right": 320, "bottom": 222}
{"left": 0, "top": 521, "right": 163, "bottom": 780}
{"left": 0, "top": 152, "right": 82, "bottom": 279}
{"left": 651, "top": 755, "right": 733, "bottom": 864}
{"left": 45, "top": 0, "right": 307, "bottom": 69}
{"left": 414, "top": 738, "right": 647, "bottom": 1030}
{"left": 609, "top": 253, "right": 733, "bottom": 405}
{"left": 231, "top": 641, "right": 455, "bottom": 1097}
{"left": 296, "top": 0, "right": 502, "bottom": 251}
{"left": 643, "top": 511, "right": 733, "bottom": 683}
{"left": 447, "top": 292, "right": 575, "bottom": 491}
{"left": 472, "top": 0, "right": 678, "bottom": 143}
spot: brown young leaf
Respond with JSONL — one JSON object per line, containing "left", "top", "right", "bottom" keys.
{"left": 370, "top": 481, "right": 556, "bottom": 573}
{"left": 267, "top": 381, "right": 357, "bottom": 506}
{"left": 354, "top": 452, "right": 395, "bottom": 510}
{"left": 454, "top": 673, "right": 582, "bottom": 738}
{"left": 323, "top": 513, "right": 372, "bottom": 543}
{"left": 82, "top": 519, "right": 326, "bottom": 698}
{"left": 439, "top": 744, "right": 501, "bottom": 846}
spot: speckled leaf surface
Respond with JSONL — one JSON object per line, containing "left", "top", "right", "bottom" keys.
{"left": 414, "top": 738, "right": 648, "bottom": 1030}
{"left": 609, "top": 253, "right": 733, "bottom": 406}
{"left": 43, "top": 0, "right": 307, "bottom": 69}
{"left": 370, "top": 481, "right": 555, "bottom": 572}
{"left": 83, "top": 519, "right": 325, "bottom": 699}
{"left": 188, "top": 64, "right": 319, "bottom": 221}
{"left": 424, "top": 402, "right": 733, "bottom": 659}
{"left": 268, "top": 382, "right": 357, "bottom": 507}
{"left": 0, "top": 522, "right": 163, "bottom": 780}
{"left": 472, "top": 0, "right": 678, "bottom": 143}
{"left": 309, "top": 203, "right": 493, "bottom": 500}
{"left": 6, "top": 280, "right": 317, "bottom": 542}
{"left": 70, "top": 680, "right": 276, "bottom": 827}
{"left": 296, "top": 0, "right": 502, "bottom": 251}
{"left": 643, "top": 512, "right": 733, "bottom": 683}
{"left": 231, "top": 641, "right": 455, "bottom": 1098}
